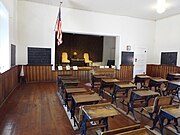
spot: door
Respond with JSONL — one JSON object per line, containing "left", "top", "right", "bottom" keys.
{"left": 134, "top": 47, "right": 147, "bottom": 77}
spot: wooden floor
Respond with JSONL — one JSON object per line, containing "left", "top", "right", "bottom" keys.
{"left": 0, "top": 83, "right": 176, "bottom": 135}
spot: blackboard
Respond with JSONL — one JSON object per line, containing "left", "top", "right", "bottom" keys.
{"left": 28, "top": 47, "right": 51, "bottom": 65}
{"left": 121, "top": 51, "right": 134, "bottom": 65}
{"left": 161, "top": 52, "right": 177, "bottom": 66}
{"left": 11, "top": 44, "right": 16, "bottom": 67}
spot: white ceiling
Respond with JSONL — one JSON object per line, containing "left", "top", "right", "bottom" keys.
{"left": 20, "top": 0, "right": 180, "bottom": 20}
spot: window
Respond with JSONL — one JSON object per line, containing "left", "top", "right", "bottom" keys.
{"left": 0, "top": 2, "right": 10, "bottom": 73}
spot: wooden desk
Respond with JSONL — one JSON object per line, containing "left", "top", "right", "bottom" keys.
{"left": 149, "top": 77, "right": 168, "bottom": 93}
{"left": 80, "top": 103, "right": 120, "bottom": 135}
{"left": 167, "top": 73, "right": 180, "bottom": 81}
{"left": 130, "top": 90, "right": 159, "bottom": 120}
{"left": 167, "top": 81, "right": 180, "bottom": 101}
{"left": 112, "top": 83, "right": 136, "bottom": 104}
{"left": 61, "top": 79, "right": 80, "bottom": 100}
{"left": 159, "top": 105, "right": 180, "bottom": 135}
{"left": 64, "top": 87, "right": 88, "bottom": 110}
{"left": 91, "top": 75, "right": 112, "bottom": 89}
{"left": 71, "top": 93, "right": 102, "bottom": 126}
{"left": 99, "top": 78, "right": 120, "bottom": 97}
{"left": 115, "top": 128, "right": 156, "bottom": 135}
{"left": 57, "top": 75, "right": 76, "bottom": 94}
{"left": 135, "top": 75, "right": 151, "bottom": 87}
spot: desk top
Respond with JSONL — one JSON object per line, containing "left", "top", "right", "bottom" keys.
{"left": 101, "top": 78, "right": 120, "bottom": 83}
{"left": 133, "top": 90, "right": 159, "bottom": 97}
{"left": 65, "top": 87, "right": 87, "bottom": 94}
{"left": 151, "top": 77, "right": 168, "bottom": 82}
{"left": 58, "top": 76, "right": 77, "bottom": 80}
{"left": 137, "top": 75, "right": 151, "bottom": 79}
{"left": 115, "top": 128, "right": 155, "bottom": 135}
{"left": 161, "top": 106, "right": 180, "bottom": 118}
{"left": 115, "top": 83, "right": 136, "bottom": 89}
{"left": 168, "top": 81, "right": 180, "bottom": 86}
{"left": 82, "top": 103, "right": 120, "bottom": 120}
{"left": 62, "top": 79, "right": 80, "bottom": 84}
{"left": 72, "top": 93, "right": 101, "bottom": 104}
{"left": 93, "top": 75, "right": 112, "bottom": 79}
{"left": 169, "top": 73, "right": 180, "bottom": 76}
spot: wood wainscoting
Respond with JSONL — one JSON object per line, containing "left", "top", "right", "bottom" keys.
{"left": 146, "top": 64, "right": 180, "bottom": 78}
{"left": 24, "top": 65, "right": 134, "bottom": 83}
{"left": 115, "top": 65, "right": 133, "bottom": 82}
{"left": 0, "top": 66, "right": 19, "bottom": 106}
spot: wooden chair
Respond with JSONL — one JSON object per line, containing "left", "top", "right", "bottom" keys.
{"left": 62, "top": 52, "right": 70, "bottom": 64}
{"left": 84, "top": 53, "right": 92, "bottom": 65}
{"left": 123, "top": 89, "right": 146, "bottom": 120}
{"left": 141, "top": 96, "right": 173, "bottom": 129}
{"left": 158, "top": 83, "right": 167, "bottom": 96}
{"left": 99, "top": 124, "right": 140, "bottom": 135}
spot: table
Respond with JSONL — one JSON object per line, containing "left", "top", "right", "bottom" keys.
{"left": 71, "top": 93, "right": 102, "bottom": 126}
{"left": 80, "top": 103, "right": 120, "bottom": 135}
{"left": 159, "top": 105, "right": 180, "bottom": 135}
{"left": 99, "top": 78, "right": 120, "bottom": 97}
{"left": 167, "top": 81, "right": 180, "bottom": 101}
{"left": 130, "top": 90, "right": 159, "bottom": 120}
{"left": 149, "top": 77, "right": 168, "bottom": 93}
{"left": 112, "top": 82, "right": 136, "bottom": 104}
{"left": 167, "top": 73, "right": 180, "bottom": 81}
{"left": 61, "top": 79, "right": 80, "bottom": 100}
{"left": 135, "top": 75, "right": 151, "bottom": 87}
{"left": 57, "top": 75, "right": 76, "bottom": 93}
{"left": 91, "top": 75, "right": 112, "bottom": 89}
{"left": 70, "top": 58, "right": 85, "bottom": 66}
{"left": 64, "top": 87, "right": 88, "bottom": 110}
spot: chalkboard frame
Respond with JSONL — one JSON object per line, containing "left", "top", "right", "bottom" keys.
{"left": 161, "top": 52, "right": 177, "bottom": 66}
{"left": 28, "top": 47, "right": 51, "bottom": 65}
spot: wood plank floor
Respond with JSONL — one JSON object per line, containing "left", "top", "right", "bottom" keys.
{"left": 0, "top": 82, "right": 174, "bottom": 135}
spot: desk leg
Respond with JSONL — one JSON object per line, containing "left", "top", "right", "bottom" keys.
{"left": 80, "top": 115, "right": 87, "bottom": 135}
{"left": 150, "top": 114, "right": 159, "bottom": 130}
{"left": 159, "top": 115, "right": 166, "bottom": 135}
{"left": 128, "top": 102, "right": 137, "bottom": 121}
{"left": 99, "top": 83, "right": 104, "bottom": 97}
{"left": 111, "top": 85, "right": 116, "bottom": 104}
{"left": 173, "top": 118, "right": 180, "bottom": 133}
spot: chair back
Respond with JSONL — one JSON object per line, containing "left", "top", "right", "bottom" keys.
{"left": 153, "top": 96, "right": 173, "bottom": 113}
{"left": 84, "top": 53, "right": 92, "bottom": 63}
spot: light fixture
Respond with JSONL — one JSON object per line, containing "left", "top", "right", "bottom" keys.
{"left": 156, "top": 0, "right": 166, "bottom": 14}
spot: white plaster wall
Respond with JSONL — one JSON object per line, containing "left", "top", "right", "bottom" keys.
{"left": 0, "top": 0, "right": 17, "bottom": 68}
{"left": 17, "top": 1, "right": 155, "bottom": 66}
{"left": 102, "top": 36, "right": 115, "bottom": 66}
{"left": 155, "top": 15, "right": 180, "bottom": 66}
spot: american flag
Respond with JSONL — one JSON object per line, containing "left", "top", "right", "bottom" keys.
{"left": 55, "top": 6, "right": 63, "bottom": 45}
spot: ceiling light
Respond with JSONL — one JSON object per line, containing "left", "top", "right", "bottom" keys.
{"left": 156, "top": 0, "right": 166, "bottom": 14}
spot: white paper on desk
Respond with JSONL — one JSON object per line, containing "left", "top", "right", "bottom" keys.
{"left": 66, "top": 65, "right": 70, "bottom": 70}
{"left": 111, "top": 65, "right": 116, "bottom": 69}
{"left": 58, "top": 66, "right": 63, "bottom": 70}
{"left": 104, "top": 66, "right": 109, "bottom": 68}
{"left": 73, "top": 66, "right": 78, "bottom": 70}
{"left": 100, "top": 66, "right": 105, "bottom": 68}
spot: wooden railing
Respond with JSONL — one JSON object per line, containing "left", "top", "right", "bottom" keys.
{"left": 146, "top": 64, "right": 180, "bottom": 78}
{"left": 24, "top": 65, "right": 134, "bottom": 83}
{"left": 0, "top": 66, "right": 19, "bottom": 106}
